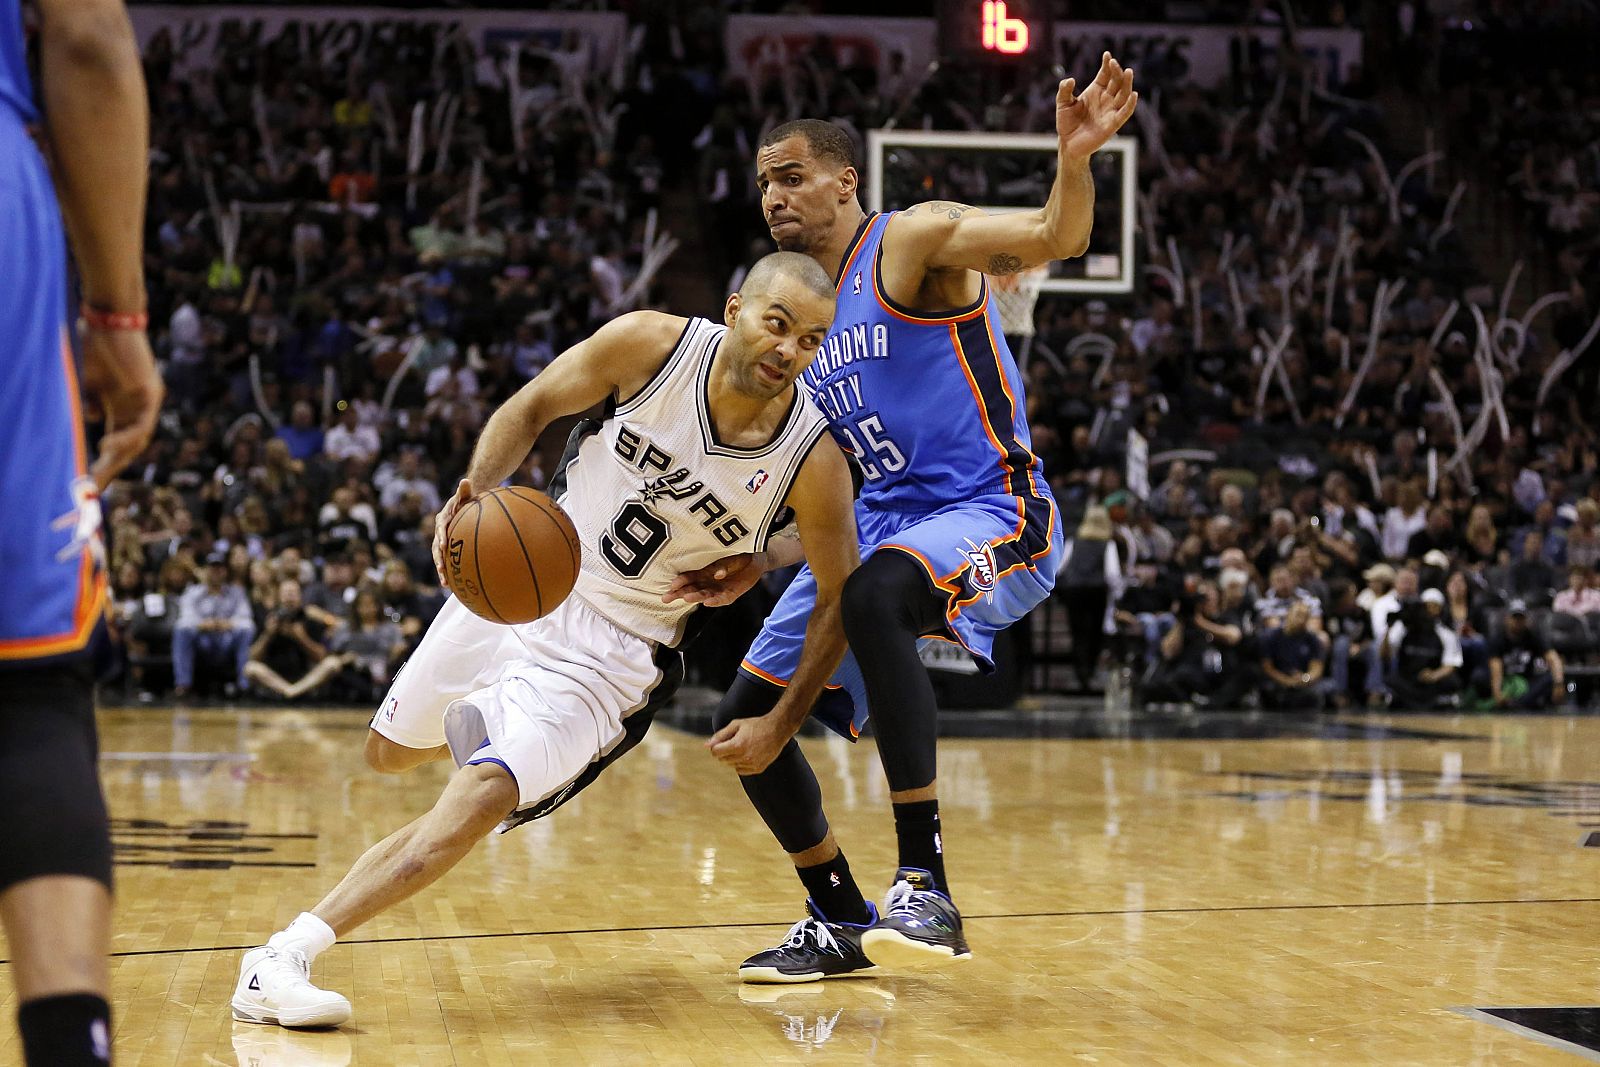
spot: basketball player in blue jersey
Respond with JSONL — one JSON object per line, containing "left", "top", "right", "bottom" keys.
{"left": 666, "top": 53, "right": 1137, "bottom": 981}
{"left": 1, "top": 0, "right": 162, "bottom": 1062}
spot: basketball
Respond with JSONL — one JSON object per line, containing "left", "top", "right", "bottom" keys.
{"left": 444, "top": 487, "right": 581, "bottom": 624}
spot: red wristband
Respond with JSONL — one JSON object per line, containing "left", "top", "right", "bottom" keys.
{"left": 80, "top": 304, "right": 149, "bottom": 331}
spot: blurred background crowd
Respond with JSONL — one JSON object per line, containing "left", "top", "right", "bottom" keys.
{"left": 95, "top": 0, "right": 1600, "bottom": 712}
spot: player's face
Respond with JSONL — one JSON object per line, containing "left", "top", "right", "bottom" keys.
{"left": 756, "top": 137, "right": 852, "bottom": 254}
{"left": 723, "top": 279, "right": 834, "bottom": 401}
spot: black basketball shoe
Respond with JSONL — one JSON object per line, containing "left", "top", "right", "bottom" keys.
{"left": 739, "top": 900, "right": 880, "bottom": 984}
{"left": 860, "top": 867, "right": 972, "bottom": 969}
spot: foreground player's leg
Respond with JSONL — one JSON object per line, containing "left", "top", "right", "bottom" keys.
{"left": 362, "top": 730, "right": 450, "bottom": 774}
{"left": 716, "top": 675, "right": 878, "bottom": 983}
{"left": 232, "top": 762, "right": 518, "bottom": 1028}
{"left": 840, "top": 550, "right": 971, "bottom": 967}
{"left": 1, "top": 663, "right": 115, "bottom": 1067}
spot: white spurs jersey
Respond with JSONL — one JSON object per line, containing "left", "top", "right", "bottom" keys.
{"left": 551, "top": 317, "right": 830, "bottom": 645}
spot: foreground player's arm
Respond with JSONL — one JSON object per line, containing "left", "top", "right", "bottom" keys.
{"left": 463, "top": 311, "right": 685, "bottom": 488}
{"left": 37, "top": 0, "right": 164, "bottom": 487}
{"left": 432, "top": 311, "right": 686, "bottom": 581}
{"left": 886, "top": 54, "right": 1137, "bottom": 277}
{"left": 709, "top": 440, "right": 859, "bottom": 775}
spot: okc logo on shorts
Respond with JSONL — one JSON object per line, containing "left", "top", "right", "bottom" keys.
{"left": 962, "top": 538, "right": 998, "bottom": 594}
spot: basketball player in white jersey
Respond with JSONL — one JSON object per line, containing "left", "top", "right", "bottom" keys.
{"left": 230, "top": 251, "right": 861, "bottom": 1028}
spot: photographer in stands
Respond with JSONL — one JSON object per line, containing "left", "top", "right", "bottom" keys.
{"left": 1144, "top": 581, "right": 1253, "bottom": 708}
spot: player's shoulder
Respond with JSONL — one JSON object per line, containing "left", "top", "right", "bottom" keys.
{"left": 598, "top": 310, "right": 698, "bottom": 354}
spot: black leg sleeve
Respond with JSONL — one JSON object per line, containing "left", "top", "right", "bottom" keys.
{"left": 840, "top": 549, "right": 949, "bottom": 793}
{"left": 714, "top": 672, "right": 831, "bottom": 855}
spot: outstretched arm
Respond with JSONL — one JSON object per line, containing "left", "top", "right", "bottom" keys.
{"left": 708, "top": 439, "right": 859, "bottom": 774}
{"left": 430, "top": 310, "right": 684, "bottom": 583}
{"left": 886, "top": 53, "right": 1138, "bottom": 276}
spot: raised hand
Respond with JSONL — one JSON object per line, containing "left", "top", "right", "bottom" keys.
{"left": 1057, "top": 51, "right": 1139, "bottom": 162}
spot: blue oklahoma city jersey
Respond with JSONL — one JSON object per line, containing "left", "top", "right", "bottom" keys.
{"left": 0, "top": 0, "right": 37, "bottom": 126}
{"left": 805, "top": 211, "right": 1047, "bottom": 512}
{"left": 745, "top": 211, "right": 1063, "bottom": 737}
{"left": 0, "top": 0, "right": 106, "bottom": 664}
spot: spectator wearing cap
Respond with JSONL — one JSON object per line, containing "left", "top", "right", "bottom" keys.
{"left": 1419, "top": 549, "right": 1453, "bottom": 592}
{"left": 1258, "top": 601, "right": 1329, "bottom": 711}
{"left": 1359, "top": 562, "right": 1396, "bottom": 613}
{"left": 172, "top": 551, "right": 255, "bottom": 698}
{"left": 1481, "top": 601, "right": 1565, "bottom": 710}
{"left": 1553, "top": 567, "right": 1600, "bottom": 617}
{"left": 1384, "top": 587, "right": 1464, "bottom": 709}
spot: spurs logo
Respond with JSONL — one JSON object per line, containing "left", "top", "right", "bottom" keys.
{"left": 962, "top": 538, "right": 998, "bottom": 593}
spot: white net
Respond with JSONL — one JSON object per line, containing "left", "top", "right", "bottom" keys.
{"left": 987, "top": 264, "right": 1048, "bottom": 338}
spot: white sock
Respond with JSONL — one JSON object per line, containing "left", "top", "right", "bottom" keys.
{"left": 267, "top": 912, "right": 337, "bottom": 962}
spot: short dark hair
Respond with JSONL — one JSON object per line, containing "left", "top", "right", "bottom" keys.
{"left": 761, "top": 119, "right": 856, "bottom": 170}
{"left": 740, "top": 251, "right": 834, "bottom": 302}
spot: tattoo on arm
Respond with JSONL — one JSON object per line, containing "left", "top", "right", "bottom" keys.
{"left": 987, "top": 252, "right": 1026, "bottom": 275}
{"left": 906, "top": 201, "right": 977, "bottom": 220}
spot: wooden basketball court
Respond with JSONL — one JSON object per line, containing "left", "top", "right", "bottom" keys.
{"left": 3, "top": 703, "right": 1598, "bottom": 1065}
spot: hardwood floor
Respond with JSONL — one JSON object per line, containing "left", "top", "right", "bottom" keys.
{"left": 3, "top": 705, "right": 1598, "bottom": 1065}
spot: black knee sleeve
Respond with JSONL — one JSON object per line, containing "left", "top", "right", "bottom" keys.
{"left": 840, "top": 550, "right": 945, "bottom": 792}
{"left": 0, "top": 662, "right": 113, "bottom": 892}
{"left": 716, "top": 672, "right": 829, "bottom": 854}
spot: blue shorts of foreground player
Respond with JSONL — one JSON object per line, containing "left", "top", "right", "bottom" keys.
{"left": 741, "top": 490, "right": 1063, "bottom": 739}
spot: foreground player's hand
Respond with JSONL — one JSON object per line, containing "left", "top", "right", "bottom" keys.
{"left": 79, "top": 324, "right": 164, "bottom": 491}
{"left": 707, "top": 713, "right": 789, "bottom": 776}
{"left": 432, "top": 479, "right": 475, "bottom": 587}
{"left": 1057, "top": 51, "right": 1138, "bottom": 162}
{"left": 662, "top": 552, "right": 764, "bottom": 607}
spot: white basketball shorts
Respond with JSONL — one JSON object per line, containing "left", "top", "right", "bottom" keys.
{"left": 369, "top": 594, "right": 528, "bottom": 751}
{"left": 441, "top": 592, "right": 678, "bottom": 828}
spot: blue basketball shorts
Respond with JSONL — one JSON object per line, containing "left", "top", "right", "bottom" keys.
{"left": 741, "top": 490, "right": 1063, "bottom": 739}
{"left": 0, "top": 118, "right": 104, "bottom": 665}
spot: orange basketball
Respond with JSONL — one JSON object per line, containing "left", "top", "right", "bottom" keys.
{"left": 445, "top": 487, "right": 581, "bottom": 624}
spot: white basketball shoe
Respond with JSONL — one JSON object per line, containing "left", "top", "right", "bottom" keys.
{"left": 231, "top": 945, "right": 351, "bottom": 1028}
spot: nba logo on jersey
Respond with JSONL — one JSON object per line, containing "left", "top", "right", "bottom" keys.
{"left": 962, "top": 539, "right": 998, "bottom": 593}
{"left": 852, "top": 271, "right": 862, "bottom": 295}
{"left": 745, "top": 469, "right": 769, "bottom": 494}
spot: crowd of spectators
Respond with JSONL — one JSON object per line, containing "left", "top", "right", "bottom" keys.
{"left": 103, "top": 10, "right": 727, "bottom": 698}
{"left": 98, "top": 3, "right": 1600, "bottom": 713}
{"left": 768, "top": 6, "right": 1597, "bottom": 710}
